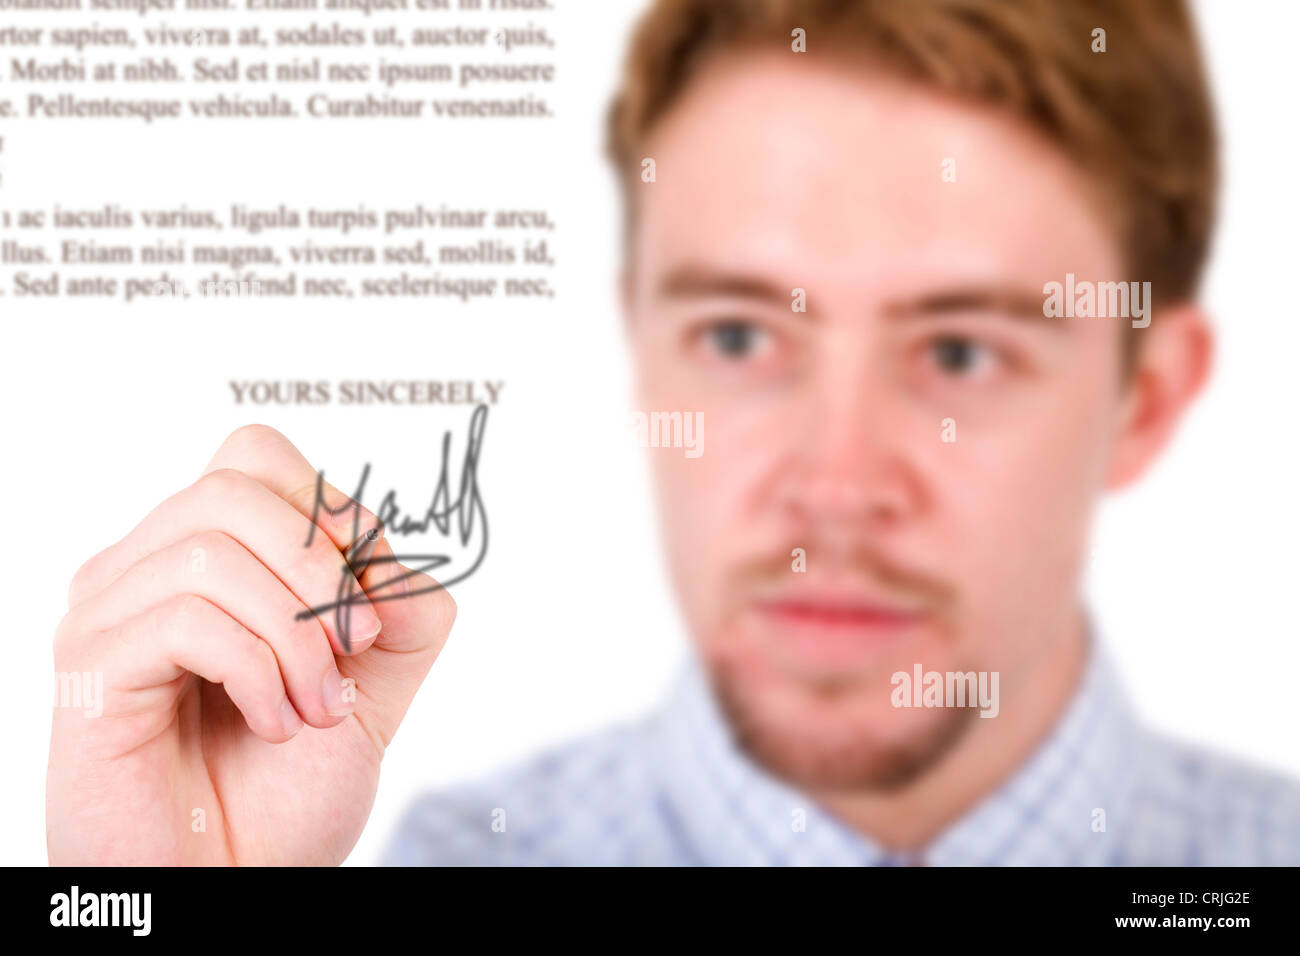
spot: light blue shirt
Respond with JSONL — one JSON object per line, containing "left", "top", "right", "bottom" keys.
{"left": 381, "top": 642, "right": 1300, "bottom": 865}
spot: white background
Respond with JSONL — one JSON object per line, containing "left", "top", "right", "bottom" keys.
{"left": 0, "top": 0, "right": 1295, "bottom": 866}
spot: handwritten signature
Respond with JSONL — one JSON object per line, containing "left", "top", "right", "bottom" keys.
{"left": 294, "top": 403, "right": 489, "bottom": 650}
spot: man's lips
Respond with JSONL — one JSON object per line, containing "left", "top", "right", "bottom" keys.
{"left": 754, "top": 581, "right": 937, "bottom": 620}
{"left": 757, "top": 600, "right": 924, "bottom": 628}
{"left": 750, "top": 591, "right": 933, "bottom": 673}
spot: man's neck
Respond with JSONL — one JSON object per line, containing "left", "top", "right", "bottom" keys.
{"left": 815, "top": 611, "right": 1091, "bottom": 852}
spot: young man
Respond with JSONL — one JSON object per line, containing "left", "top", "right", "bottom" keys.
{"left": 46, "top": 0, "right": 1300, "bottom": 865}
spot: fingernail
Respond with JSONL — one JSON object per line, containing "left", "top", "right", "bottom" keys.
{"left": 281, "top": 698, "right": 304, "bottom": 736}
{"left": 322, "top": 669, "right": 354, "bottom": 717}
{"left": 345, "top": 612, "right": 381, "bottom": 654}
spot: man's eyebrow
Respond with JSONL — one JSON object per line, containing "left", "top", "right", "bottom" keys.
{"left": 654, "top": 271, "right": 1058, "bottom": 324}
{"left": 882, "top": 287, "right": 1055, "bottom": 323}
{"left": 656, "top": 264, "right": 789, "bottom": 304}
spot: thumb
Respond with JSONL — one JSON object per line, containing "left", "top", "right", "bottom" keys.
{"left": 341, "top": 534, "right": 456, "bottom": 752}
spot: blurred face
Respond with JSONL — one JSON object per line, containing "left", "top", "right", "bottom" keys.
{"left": 626, "top": 51, "right": 1135, "bottom": 791}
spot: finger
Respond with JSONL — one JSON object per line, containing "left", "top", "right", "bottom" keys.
{"left": 202, "top": 424, "right": 401, "bottom": 655}
{"left": 202, "top": 425, "right": 456, "bottom": 751}
{"left": 68, "top": 467, "right": 381, "bottom": 656}
{"left": 92, "top": 594, "right": 304, "bottom": 744}
{"left": 341, "top": 535, "right": 456, "bottom": 751}
{"left": 202, "top": 424, "right": 383, "bottom": 555}
{"left": 202, "top": 423, "right": 391, "bottom": 653}
{"left": 357, "top": 536, "right": 456, "bottom": 653}
{"left": 65, "top": 531, "right": 356, "bottom": 728}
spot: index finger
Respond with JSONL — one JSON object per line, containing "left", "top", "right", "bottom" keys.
{"left": 205, "top": 425, "right": 428, "bottom": 644}
{"left": 203, "top": 424, "right": 382, "bottom": 555}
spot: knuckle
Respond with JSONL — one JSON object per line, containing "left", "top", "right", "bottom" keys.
{"left": 166, "top": 593, "right": 218, "bottom": 634}
{"left": 221, "top": 620, "right": 277, "bottom": 683}
{"left": 286, "top": 481, "right": 378, "bottom": 536}
{"left": 242, "top": 634, "right": 280, "bottom": 676}
{"left": 196, "top": 467, "right": 253, "bottom": 503}
{"left": 221, "top": 423, "right": 288, "bottom": 458}
{"left": 186, "top": 529, "right": 239, "bottom": 559}
{"left": 66, "top": 552, "right": 104, "bottom": 608}
{"left": 52, "top": 611, "right": 87, "bottom": 661}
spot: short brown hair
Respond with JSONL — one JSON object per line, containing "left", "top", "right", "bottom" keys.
{"left": 606, "top": 0, "right": 1218, "bottom": 307}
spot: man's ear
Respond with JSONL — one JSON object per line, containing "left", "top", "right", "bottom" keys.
{"left": 1105, "top": 303, "right": 1214, "bottom": 490}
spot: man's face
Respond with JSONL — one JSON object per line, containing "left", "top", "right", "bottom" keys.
{"left": 626, "top": 50, "right": 1139, "bottom": 791}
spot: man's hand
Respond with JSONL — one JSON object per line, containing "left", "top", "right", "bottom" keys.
{"left": 46, "top": 425, "right": 456, "bottom": 865}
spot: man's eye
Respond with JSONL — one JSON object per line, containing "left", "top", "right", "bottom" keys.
{"left": 705, "top": 321, "right": 768, "bottom": 359}
{"left": 929, "top": 336, "right": 994, "bottom": 377}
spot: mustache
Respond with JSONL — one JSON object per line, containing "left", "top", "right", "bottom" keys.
{"left": 727, "top": 538, "right": 958, "bottom": 610}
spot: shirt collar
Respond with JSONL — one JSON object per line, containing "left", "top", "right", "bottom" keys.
{"left": 648, "top": 637, "right": 1139, "bottom": 866}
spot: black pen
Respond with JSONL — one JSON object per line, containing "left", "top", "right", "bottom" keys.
{"left": 347, "top": 526, "right": 381, "bottom": 576}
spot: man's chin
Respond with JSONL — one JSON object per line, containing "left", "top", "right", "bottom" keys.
{"left": 709, "top": 661, "right": 978, "bottom": 792}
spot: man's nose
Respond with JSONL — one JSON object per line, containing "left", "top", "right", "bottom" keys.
{"left": 776, "top": 368, "right": 923, "bottom": 530}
